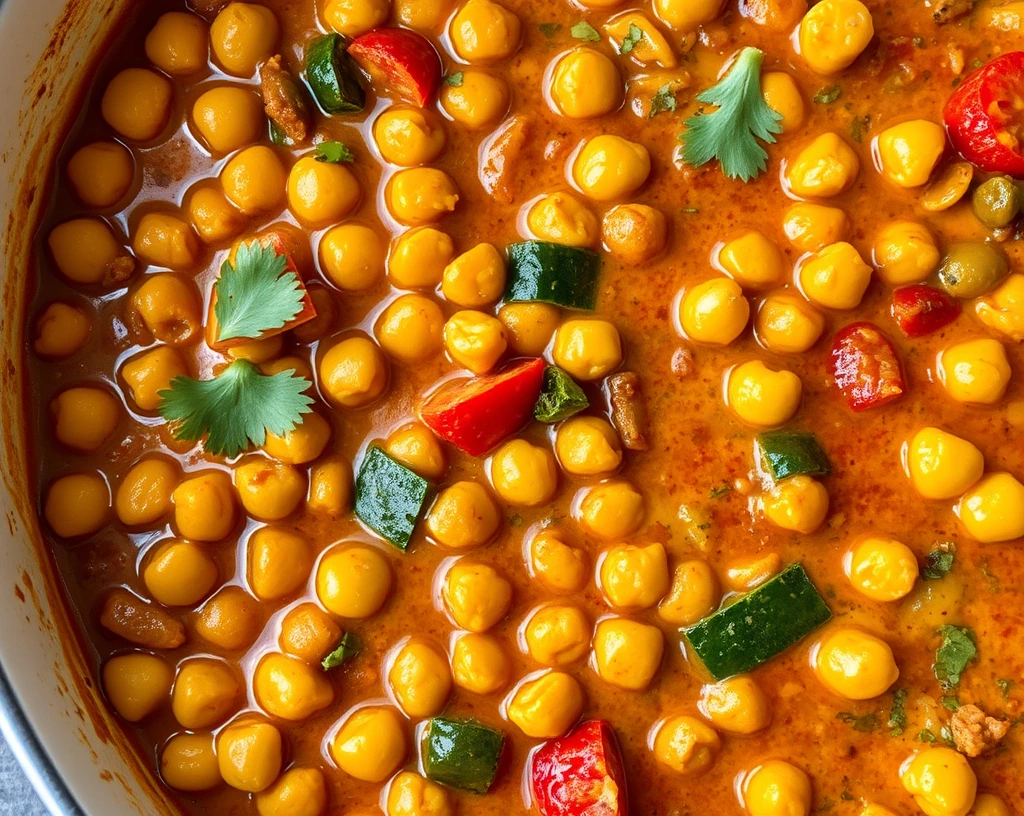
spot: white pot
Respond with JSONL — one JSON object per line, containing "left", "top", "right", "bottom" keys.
{"left": 0, "top": 1, "right": 169, "bottom": 812}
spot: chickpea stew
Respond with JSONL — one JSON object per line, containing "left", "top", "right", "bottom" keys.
{"left": 23, "top": 0, "right": 1024, "bottom": 814}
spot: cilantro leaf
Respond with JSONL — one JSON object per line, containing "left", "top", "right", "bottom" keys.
{"left": 649, "top": 83, "right": 679, "bottom": 117}
{"left": 679, "top": 47, "right": 783, "bottom": 182}
{"left": 322, "top": 632, "right": 361, "bottom": 670}
{"left": 814, "top": 85, "right": 842, "bottom": 104}
{"left": 836, "top": 711, "right": 880, "bottom": 733}
{"left": 934, "top": 625, "right": 977, "bottom": 689}
{"left": 570, "top": 21, "right": 601, "bottom": 42}
{"left": 159, "top": 361, "right": 313, "bottom": 457}
{"left": 315, "top": 140, "right": 354, "bottom": 163}
{"left": 917, "top": 729, "right": 937, "bottom": 743}
{"left": 888, "top": 688, "right": 908, "bottom": 735}
{"left": 539, "top": 22, "right": 562, "bottom": 38}
{"left": 618, "top": 23, "right": 644, "bottom": 54}
{"left": 213, "top": 241, "right": 305, "bottom": 343}
{"left": 923, "top": 543, "right": 955, "bottom": 580}
{"left": 443, "top": 72, "right": 464, "bottom": 87}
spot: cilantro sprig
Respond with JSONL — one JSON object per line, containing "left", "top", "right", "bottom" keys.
{"left": 679, "top": 47, "right": 783, "bottom": 182}
{"left": 213, "top": 241, "right": 305, "bottom": 343}
{"left": 315, "top": 140, "right": 354, "bottom": 163}
{"left": 934, "top": 625, "right": 977, "bottom": 689}
{"left": 322, "top": 632, "right": 362, "bottom": 670}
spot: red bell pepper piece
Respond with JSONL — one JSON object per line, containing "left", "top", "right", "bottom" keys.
{"left": 420, "top": 358, "right": 545, "bottom": 456}
{"left": 830, "top": 322, "right": 905, "bottom": 412}
{"left": 944, "top": 51, "right": 1024, "bottom": 178}
{"left": 891, "top": 285, "right": 961, "bottom": 338}
{"left": 348, "top": 28, "right": 442, "bottom": 107}
{"left": 531, "top": 720, "right": 628, "bottom": 816}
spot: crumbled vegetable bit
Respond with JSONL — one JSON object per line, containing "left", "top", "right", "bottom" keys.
{"left": 314, "top": 140, "right": 354, "bottom": 163}
{"left": 618, "top": 23, "right": 644, "bottom": 55}
{"left": 159, "top": 361, "right": 313, "bottom": 458}
{"left": 836, "top": 711, "right": 880, "bottom": 733}
{"left": 679, "top": 47, "right": 783, "bottom": 182}
{"left": 214, "top": 240, "right": 305, "bottom": 343}
{"left": 934, "top": 625, "right": 978, "bottom": 690}
{"left": 570, "top": 20, "right": 601, "bottom": 43}
{"left": 444, "top": 72, "right": 464, "bottom": 87}
{"left": 322, "top": 632, "right": 361, "bottom": 670}
{"left": 888, "top": 688, "right": 908, "bottom": 735}
{"left": 814, "top": 85, "right": 843, "bottom": 104}
{"left": 923, "top": 543, "right": 956, "bottom": 580}
{"left": 539, "top": 22, "right": 561, "bottom": 38}
{"left": 649, "top": 83, "right": 678, "bottom": 117}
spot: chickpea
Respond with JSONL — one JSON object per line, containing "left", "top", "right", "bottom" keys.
{"left": 726, "top": 360, "right": 803, "bottom": 427}
{"left": 51, "top": 386, "right": 120, "bottom": 453}
{"left": 389, "top": 228, "right": 454, "bottom": 290}
{"left": 172, "top": 659, "right": 240, "bottom": 729}
{"left": 172, "top": 471, "right": 237, "bottom": 542}
{"left": 524, "top": 605, "right": 590, "bottom": 666}
{"left": 115, "top": 458, "right": 177, "bottom": 527}
{"left": 782, "top": 202, "right": 850, "bottom": 251}
{"left": 373, "top": 107, "right": 447, "bottom": 166}
{"left": 387, "top": 771, "right": 452, "bottom": 816}
{"left": 499, "top": 302, "right": 560, "bottom": 356}
{"left": 971, "top": 794, "right": 1012, "bottom": 816}
{"left": 440, "top": 70, "right": 510, "bottom": 128}
{"left": 319, "top": 336, "right": 389, "bottom": 407}
{"left": 553, "top": 319, "right": 622, "bottom": 381}
{"left": 653, "top": 0, "right": 724, "bottom": 30}
{"left": 263, "top": 412, "right": 331, "bottom": 465}
{"left": 103, "top": 652, "right": 172, "bottom": 722}
{"left": 386, "top": 423, "right": 446, "bottom": 481}
{"left": 48, "top": 218, "right": 129, "bottom": 286}
{"left": 573, "top": 135, "right": 651, "bottom": 201}
{"left": 145, "top": 12, "right": 208, "bottom": 76}
{"left": 451, "top": 632, "right": 510, "bottom": 694}
{"left": 528, "top": 530, "right": 588, "bottom": 593}
{"left": 192, "top": 86, "right": 264, "bottom": 155}
{"left": 442, "top": 561, "right": 512, "bottom": 632}
{"left": 576, "top": 481, "right": 645, "bottom": 539}
{"left": 593, "top": 617, "right": 664, "bottom": 690}
{"left": 957, "top": 472, "right": 1024, "bottom": 544}
{"left": 602, "top": 204, "right": 668, "bottom": 265}
{"left": 973, "top": 273, "right": 1023, "bottom": 342}
{"left": 317, "top": 544, "right": 392, "bottom": 618}
{"left": 196, "top": 587, "right": 261, "bottom": 650}
{"left": 600, "top": 542, "right": 670, "bottom": 609}
{"left": 506, "top": 671, "right": 584, "bottom": 738}
{"left": 755, "top": 293, "right": 825, "bottom": 354}
{"left": 528, "top": 192, "right": 600, "bottom": 248}
{"left": 442, "top": 243, "right": 506, "bottom": 307}
{"left": 66, "top": 142, "right": 134, "bottom": 208}
{"left": 388, "top": 639, "right": 452, "bottom": 717}
{"left": 227, "top": 335, "right": 283, "bottom": 364}
{"left": 255, "top": 767, "right": 327, "bottom": 816}
{"left": 144, "top": 540, "right": 218, "bottom": 607}
{"left": 249, "top": 527, "right": 312, "bottom": 600}
{"left": 725, "top": 552, "right": 782, "bottom": 592}
{"left": 905, "top": 427, "right": 985, "bottom": 501}
{"left": 444, "top": 310, "right": 507, "bottom": 374}
{"left": 188, "top": 186, "right": 245, "bottom": 245}
{"left": 387, "top": 168, "right": 459, "bottom": 225}
{"left": 261, "top": 357, "right": 313, "bottom": 383}
{"left": 292, "top": 287, "right": 337, "bottom": 344}
{"left": 330, "top": 707, "right": 406, "bottom": 782}
{"left": 323, "top": 0, "right": 389, "bottom": 36}
{"left": 659, "top": 560, "right": 719, "bottom": 626}
{"left": 254, "top": 652, "right": 333, "bottom": 721}
{"left": 427, "top": 481, "right": 500, "bottom": 549}
{"left": 160, "top": 733, "right": 220, "bottom": 792}
{"left": 605, "top": 13, "right": 675, "bottom": 67}
{"left": 210, "top": 3, "right": 279, "bottom": 76}
{"left": 762, "top": 476, "right": 829, "bottom": 534}
{"left": 937, "top": 339, "right": 1011, "bottom": 405}
{"left": 743, "top": 761, "right": 813, "bottom": 816}
{"left": 221, "top": 146, "right": 287, "bottom": 215}
{"left": 652, "top": 716, "right": 721, "bottom": 774}
{"left": 235, "top": 460, "right": 306, "bottom": 521}
{"left": 130, "top": 273, "right": 202, "bottom": 345}
{"left": 798, "top": 242, "right": 872, "bottom": 310}
{"left": 846, "top": 536, "right": 918, "bottom": 602}
{"left": 872, "top": 221, "right": 940, "bottom": 287}
{"left": 550, "top": 49, "right": 622, "bottom": 119}
{"left": 279, "top": 604, "right": 342, "bottom": 664}
{"left": 376, "top": 294, "right": 445, "bottom": 362}
{"left": 33, "top": 302, "right": 92, "bottom": 359}
{"left": 289, "top": 156, "right": 361, "bottom": 226}
{"left": 814, "top": 627, "right": 899, "bottom": 700}
{"left": 491, "top": 439, "right": 559, "bottom": 506}
{"left": 555, "top": 416, "right": 622, "bottom": 476}
{"left": 101, "top": 68, "right": 172, "bottom": 141}
{"left": 449, "top": 0, "right": 521, "bottom": 63}
{"left": 798, "top": 0, "right": 874, "bottom": 74}
{"left": 316, "top": 223, "right": 383, "bottom": 293}
{"left": 679, "top": 279, "right": 750, "bottom": 346}
{"left": 785, "top": 133, "right": 860, "bottom": 198}
{"left": 216, "top": 720, "right": 283, "bottom": 792}
{"left": 699, "top": 676, "right": 771, "bottom": 734}
{"left": 133, "top": 212, "right": 199, "bottom": 270}
{"left": 308, "top": 455, "right": 353, "bottom": 516}
{"left": 876, "top": 120, "right": 946, "bottom": 188}
{"left": 761, "top": 72, "right": 805, "bottom": 131}
{"left": 717, "top": 231, "right": 786, "bottom": 290}
{"left": 901, "top": 747, "right": 977, "bottom": 816}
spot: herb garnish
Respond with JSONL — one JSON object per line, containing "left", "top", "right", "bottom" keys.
{"left": 836, "top": 711, "right": 880, "bottom": 732}
{"left": 922, "top": 543, "right": 955, "bottom": 579}
{"left": 213, "top": 241, "right": 306, "bottom": 343}
{"left": 322, "top": 632, "right": 362, "bottom": 670}
{"left": 934, "top": 625, "right": 977, "bottom": 689}
{"left": 539, "top": 22, "right": 562, "bottom": 38}
{"left": 314, "top": 140, "right": 355, "bottom": 163}
{"left": 814, "top": 85, "right": 842, "bottom": 104}
{"left": 618, "top": 23, "right": 644, "bottom": 54}
{"left": 998, "top": 679, "right": 1015, "bottom": 701}
{"left": 570, "top": 21, "right": 601, "bottom": 42}
{"left": 887, "top": 688, "right": 908, "bottom": 735}
{"left": 444, "top": 72, "right": 464, "bottom": 87}
{"left": 649, "top": 83, "right": 679, "bottom": 117}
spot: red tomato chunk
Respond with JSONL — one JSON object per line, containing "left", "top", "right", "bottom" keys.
{"left": 532, "top": 720, "right": 628, "bottom": 816}
{"left": 830, "top": 323, "right": 905, "bottom": 411}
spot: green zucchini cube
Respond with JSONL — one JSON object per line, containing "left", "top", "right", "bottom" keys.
{"left": 354, "top": 445, "right": 429, "bottom": 551}
{"left": 424, "top": 716, "right": 505, "bottom": 794}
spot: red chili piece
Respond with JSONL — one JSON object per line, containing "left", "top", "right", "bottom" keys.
{"left": 830, "top": 322, "right": 906, "bottom": 411}
{"left": 944, "top": 51, "right": 1024, "bottom": 178}
{"left": 891, "top": 285, "right": 961, "bottom": 338}
{"left": 420, "top": 358, "right": 545, "bottom": 456}
{"left": 531, "top": 720, "right": 628, "bottom": 816}
{"left": 348, "top": 28, "right": 442, "bottom": 107}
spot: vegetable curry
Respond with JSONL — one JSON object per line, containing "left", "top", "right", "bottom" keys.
{"left": 21, "top": 0, "right": 1024, "bottom": 812}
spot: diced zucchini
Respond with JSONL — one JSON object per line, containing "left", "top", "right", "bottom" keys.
{"left": 424, "top": 716, "right": 505, "bottom": 794}
{"left": 306, "top": 34, "right": 366, "bottom": 114}
{"left": 684, "top": 563, "right": 832, "bottom": 680}
{"left": 354, "top": 445, "right": 429, "bottom": 550}
{"left": 534, "top": 366, "right": 588, "bottom": 423}
{"left": 757, "top": 430, "right": 831, "bottom": 481}
{"left": 505, "top": 241, "right": 600, "bottom": 310}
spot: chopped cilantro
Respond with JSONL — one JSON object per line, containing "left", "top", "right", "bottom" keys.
{"left": 814, "top": 85, "right": 842, "bottom": 104}
{"left": 444, "top": 72, "right": 464, "bottom": 87}
{"left": 940, "top": 695, "right": 961, "bottom": 711}
{"left": 649, "top": 83, "right": 678, "bottom": 117}
{"left": 709, "top": 484, "right": 732, "bottom": 499}
{"left": 922, "top": 543, "right": 955, "bottom": 579}
{"left": 322, "top": 632, "right": 361, "bottom": 670}
{"left": 314, "top": 140, "right": 355, "bottom": 163}
{"left": 509, "top": 514, "right": 524, "bottom": 527}
{"left": 850, "top": 113, "right": 871, "bottom": 144}
{"left": 887, "top": 688, "right": 908, "bottom": 736}
{"left": 917, "top": 729, "right": 937, "bottom": 743}
{"left": 618, "top": 23, "right": 644, "bottom": 54}
{"left": 539, "top": 22, "right": 562, "bottom": 38}
{"left": 570, "top": 20, "right": 601, "bottom": 42}
{"left": 940, "top": 725, "right": 955, "bottom": 746}
{"left": 836, "top": 711, "right": 879, "bottom": 733}
{"left": 679, "top": 47, "right": 783, "bottom": 182}
{"left": 213, "top": 240, "right": 305, "bottom": 343}
{"left": 934, "top": 625, "right": 977, "bottom": 689}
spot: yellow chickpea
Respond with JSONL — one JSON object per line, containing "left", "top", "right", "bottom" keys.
{"left": 51, "top": 386, "right": 120, "bottom": 453}
{"left": 33, "top": 302, "right": 91, "bottom": 359}
{"left": 957, "top": 472, "right": 1024, "bottom": 543}
{"left": 279, "top": 604, "right": 342, "bottom": 664}
{"left": 524, "top": 605, "right": 590, "bottom": 666}
{"left": 814, "top": 627, "right": 899, "bottom": 700}
{"left": 48, "top": 218, "right": 129, "bottom": 286}
{"left": 442, "top": 561, "right": 512, "bottom": 632}
{"left": 602, "top": 204, "right": 668, "bottom": 265}
{"left": 227, "top": 335, "right": 283, "bottom": 364}
{"left": 386, "top": 423, "right": 446, "bottom": 480}
{"left": 133, "top": 212, "right": 199, "bottom": 270}
{"left": 317, "top": 544, "right": 392, "bottom": 618}
{"left": 103, "top": 652, "right": 172, "bottom": 722}
{"left": 975, "top": 273, "right": 1024, "bottom": 342}
{"left": 442, "top": 243, "right": 506, "bottom": 307}
{"left": 901, "top": 748, "right": 977, "bottom": 816}
{"left": 553, "top": 319, "right": 623, "bottom": 381}
{"left": 528, "top": 192, "right": 600, "bottom": 248}
{"left": 577, "top": 481, "right": 645, "bottom": 539}
{"left": 652, "top": 715, "right": 721, "bottom": 774}
{"left": 593, "top": 617, "right": 664, "bottom": 690}
{"left": 798, "top": 241, "right": 873, "bottom": 310}
{"left": 216, "top": 720, "right": 283, "bottom": 793}
{"left": 600, "top": 542, "right": 670, "bottom": 609}
{"left": 717, "top": 232, "right": 786, "bottom": 290}
{"left": 506, "top": 671, "right": 584, "bottom": 738}
{"left": 261, "top": 356, "right": 314, "bottom": 381}
{"left": 604, "top": 13, "right": 676, "bottom": 67}
{"left": 101, "top": 68, "right": 172, "bottom": 141}
{"left": 726, "top": 360, "right": 803, "bottom": 427}
{"left": 144, "top": 540, "right": 218, "bottom": 607}
{"left": 320, "top": 336, "right": 389, "bottom": 407}
{"left": 319, "top": 223, "right": 384, "bottom": 292}
{"left": 249, "top": 527, "right": 312, "bottom": 600}
{"left": 782, "top": 203, "right": 850, "bottom": 251}
{"left": 188, "top": 186, "right": 245, "bottom": 244}
{"left": 131, "top": 276, "right": 201, "bottom": 348}
{"left": 653, "top": 0, "right": 724, "bottom": 30}
{"left": 388, "top": 639, "right": 452, "bottom": 717}
{"left": 451, "top": 632, "right": 510, "bottom": 694}
{"left": 255, "top": 767, "right": 327, "bottom": 816}
{"left": 160, "top": 733, "right": 220, "bottom": 792}
{"left": 658, "top": 560, "right": 719, "bottom": 626}
{"left": 389, "top": 228, "right": 455, "bottom": 290}
{"left": 762, "top": 475, "right": 829, "bottom": 534}
{"left": 387, "top": 168, "right": 459, "bottom": 226}
{"left": 762, "top": 72, "right": 805, "bottom": 131}
{"left": 210, "top": 3, "right": 279, "bottom": 76}
{"left": 146, "top": 11, "right": 208, "bottom": 75}
{"left": 440, "top": 70, "right": 510, "bottom": 128}
{"left": 679, "top": 278, "right": 750, "bottom": 346}
{"left": 287, "top": 156, "right": 361, "bottom": 226}
{"left": 376, "top": 294, "right": 445, "bottom": 363}
{"left": 192, "top": 86, "right": 264, "bottom": 155}
{"left": 876, "top": 120, "right": 946, "bottom": 188}
{"left": 499, "top": 302, "right": 561, "bottom": 356}
{"left": 785, "top": 133, "right": 860, "bottom": 198}
{"left": 699, "top": 676, "right": 772, "bottom": 734}
{"left": 427, "top": 481, "right": 500, "bottom": 549}
{"left": 395, "top": 0, "right": 453, "bottom": 30}
{"left": 937, "top": 339, "right": 1011, "bottom": 405}
{"left": 116, "top": 458, "right": 177, "bottom": 527}
{"left": 262, "top": 412, "right": 331, "bottom": 466}
{"left": 528, "top": 530, "right": 589, "bottom": 593}
{"left": 755, "top": 293, "right": 825, "bottom": 354}
{"left": 196, "top": 587, "right": 261, "bottom": 651}
{"left": 323, "top": 0, "right": 389, "bottom": 36}
{"left": 331, "top": 707, "right": 406, "bottom": 783}
{"left": 573, "top": 135, "right": 651, "bottom": 201}
{"left": 798, "top": 0, "right": 874, "bottom": 74}
{"left": 221, "top": 146, "right": 287, "bottom": 215}
{"left": 846, "top": 537, "right": 919, "bottom": 602}
{"left": 67, "top": 142, "right": 134, "bottom": 208}
{"left": 550, "top": 48, "right": 622, "bottom": 119}
{"left": 905, "top": 427, "right": 985, "bottom": 501}
{"left": 235, "top": 460, "right": 306, "bottom": 521}
{"left": 172, "top": 471, "right": 237, "bottom": 542}
{"left": 743, "top": 761, "right": 813, "bottom": 816}
{"left": 308, "top": 455, "right": 353, "bottom": 517}
{"left": 450, "top": 0, "right": 521, "bottom": 63}
{"left": 971, "top": 794, "right": 1012, "bottom": 816}
{"left": 491, "top": 439, "right": 559, "bottom": 506}
{"left": 387, "top": 771, "right": 452, "bottom": 816}
{"left": 724, "top": 552, "right": 782, "bottom": 592}
{"left": 254, "top": 652, "right": 333, "bottom": 721}
{"left": 172, "top": 659, "right": 240, "bottom": 729}
{"left": 374, "top": 107, "right": 447, "bottom": 166}
{"left": 444, "top": 310, "right": 507, "bottom": 373}
{"left": 555, "top": 416, "right": 622, "bottom": 476}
